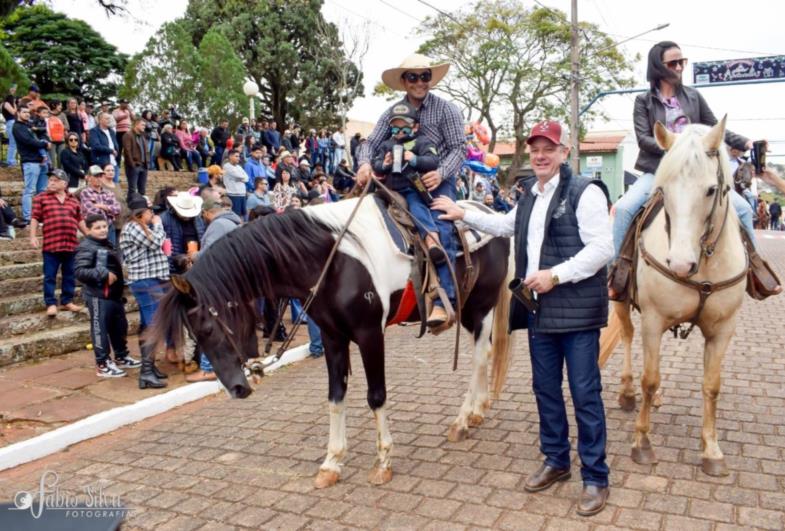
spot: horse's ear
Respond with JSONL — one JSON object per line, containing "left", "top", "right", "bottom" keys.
{"left": 703, "top": 114, "right": 727, "bottom": 151}
{"left": 654, "top": 121, "right": 675, "bottom": 151}
{"left": 171, "top": 274, "right": 194, "bottom": 297}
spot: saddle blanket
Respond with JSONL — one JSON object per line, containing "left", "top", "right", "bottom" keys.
{"left": 372, "top": 196, "right": 496, "bottom": 259}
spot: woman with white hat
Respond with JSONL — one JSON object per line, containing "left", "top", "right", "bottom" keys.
{"left": 355, "top": 52, "right": 465, "bottom": 331}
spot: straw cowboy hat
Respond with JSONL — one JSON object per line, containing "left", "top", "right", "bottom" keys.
{"left": 381, "top": 53, "right": 450, "bottom": 92}
{"left": 167, "top": 191, "right": 203, "bottom": 219}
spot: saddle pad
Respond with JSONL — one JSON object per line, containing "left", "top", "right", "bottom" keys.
{"left": 371, "top": 197, "right": 497, "bottom": 259}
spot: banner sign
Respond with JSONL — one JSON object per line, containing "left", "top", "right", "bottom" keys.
{"left": 693, "top": 55, "right": 785, "bottom": 84}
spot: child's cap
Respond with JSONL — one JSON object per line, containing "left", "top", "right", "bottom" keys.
{"left": 389, "top": 100, "right": 418, "bottom": 125}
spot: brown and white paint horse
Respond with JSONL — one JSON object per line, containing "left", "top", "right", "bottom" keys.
{"left": 150, "top": 197, "right": 514, "bottom": 488}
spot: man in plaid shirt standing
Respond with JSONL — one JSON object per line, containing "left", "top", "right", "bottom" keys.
{"left": 29, "top": 169, "right": 88, "bottom": 317}
{"left": 356, "top": 53, "right": 465, "bottom": 332}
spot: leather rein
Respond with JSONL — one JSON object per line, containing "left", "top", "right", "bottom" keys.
{"left": 638, "top": 148, "right": 748, "bottom": 339}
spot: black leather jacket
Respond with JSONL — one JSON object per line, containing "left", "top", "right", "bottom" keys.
{"left": 633, "top": 85, "right": 749, "bottom": 174}
{"left": 74, "top": 236, "right": 125, "bottom": 300}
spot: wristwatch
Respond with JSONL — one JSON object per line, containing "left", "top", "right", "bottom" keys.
{"left": 551, "top": 273, "right": 560, "bottom": 286}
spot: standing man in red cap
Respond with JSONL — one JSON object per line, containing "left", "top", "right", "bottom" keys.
{"left": 432, "top": 120, "right": 613, "bottom": 516}
{"left": 356, "top": 53, "right": 465, "bottom": 332}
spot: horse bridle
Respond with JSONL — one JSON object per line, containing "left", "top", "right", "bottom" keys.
{"left": 639, "top": 148, "right": 748, "bottom": 339}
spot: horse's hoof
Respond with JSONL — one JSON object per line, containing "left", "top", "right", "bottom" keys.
{"left": 468, "top": 414, "right": 484, "bottom": 427}
{"left": 367, "top": 466, "right": 393, "bottom": 485}
{"left": 447, "top": 424, "right": 469, "bottom": 442}
{"left": 618, "top": 394, "right": 636, "bottom": 412}
{"left": 631, "top": 446, "right": 658, "bottom": 465}
{"left": 701, "top": 458, "right": 729, "bottom": 477}
{"left": 314, "top": 469, "right": 340, "bottom": 489}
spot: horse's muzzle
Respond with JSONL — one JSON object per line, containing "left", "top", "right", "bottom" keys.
{"left": 230, "top": 384, "right": 253, "bottom": 399}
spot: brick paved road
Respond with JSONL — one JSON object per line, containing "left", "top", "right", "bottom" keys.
{"left": 1, "top": 233, "right": 784, "bottom": 530}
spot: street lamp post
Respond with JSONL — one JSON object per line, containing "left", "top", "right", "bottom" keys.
{"left": 243, "top": 80, "right": 259, "bottom": 121}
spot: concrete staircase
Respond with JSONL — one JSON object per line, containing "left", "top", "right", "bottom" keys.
{"left": 0, "top": 166, "right": 198, "bottom": 367}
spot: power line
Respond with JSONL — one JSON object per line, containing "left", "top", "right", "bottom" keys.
{"left": 414, "top": 0, "right": 460, "bottom": 23}
{"left": 326, "top": 0, "right": 408, "bottom": 38}
{"left": 606, "top": 32, "right": 780, "bottom": 56}
{"left": 378, "top": 0, "right": 422, "bottom": 23}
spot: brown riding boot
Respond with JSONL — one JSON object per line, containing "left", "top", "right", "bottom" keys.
{"left": 426, "top": 305, "right": 452, "bottom": 335}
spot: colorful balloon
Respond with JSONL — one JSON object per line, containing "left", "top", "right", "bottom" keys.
{"left": 472, "top": 122, "right": 490, "bottom": 145}
{"left": 484, "top": 153, "right": 500, "bottom": 168}
{"left": 466, "top": 145, "right": 484, "bottom": 161}
{"left": 463, "top": 160, "right": 497, "bottom": 175}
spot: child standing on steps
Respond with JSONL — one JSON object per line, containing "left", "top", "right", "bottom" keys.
{"left": 75, "top": 213, "right": 141, "bottom": 377}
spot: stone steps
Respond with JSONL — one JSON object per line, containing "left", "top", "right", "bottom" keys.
{"left": 0, "top": 249, "right": 39, "bottom": 265}
{"left": 0, "top": 166, "right": 195, "bottom": 368}
{"left": 0, "top": 261, "right": 41, "bottom": 280}
{"left": 0, "top": 298, "right": 138, "bottom": 337}
{"left": 0, "top": 311, "right": 141, "bottom": 366}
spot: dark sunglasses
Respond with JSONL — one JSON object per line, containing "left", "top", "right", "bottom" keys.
{"left": 68, "top": 138, "right": 79, "bottom": 142}
{"left": 402, "top": 70, "right": 432, "bottom": 83}
{"left": 664, "top": 58, "right": 688, "bottom": 69}
{"left": 390, "top": 126, "right": 413, "bottom": 136}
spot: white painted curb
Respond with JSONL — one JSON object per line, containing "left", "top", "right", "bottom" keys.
{"left": 0, "top": 343, "right": 313, "bottom": 472}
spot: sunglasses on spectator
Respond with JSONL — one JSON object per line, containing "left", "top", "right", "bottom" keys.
{"left": 664, "top": 58, "right": 688, "bottom": 69}
{"left": 68, "top": 138, "right": 79, "bottom": 143}
{"left": 402, "top": 71, "right": 432, "bottom": 83}
{"left": 390, "top": 126, "right": 413, "bottom": 136}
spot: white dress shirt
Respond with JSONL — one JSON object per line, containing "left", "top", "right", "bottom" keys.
{"left": 462, "top": 173, "right": 614, "bottom": 284}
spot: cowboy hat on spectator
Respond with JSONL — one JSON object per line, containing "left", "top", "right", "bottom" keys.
{"left": 381, "top": 53, "right": 450, "bottom": 92}
{"left": 166, "top": 191, "right": 203, "bottom": 219}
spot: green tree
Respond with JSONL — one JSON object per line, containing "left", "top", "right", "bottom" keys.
{"left": 0, "top": 5, "right": 127, "bottom": 101}
{"left": 121, "top": 20, "right": 199, "bottom": 117}
{"left": 183, "top": 0, "right": 363, "bottom": 130}
{"left": 122, "top": 22, "right": 247, "bottom": 127}
{"left": 194, "top": 28, "right": 247, "bottom": 126}
{"left": 417, "top": 1, "right": 635, "bottom": 175}
{"left": 0, "top": 42, "right": 29, "bottom": 95}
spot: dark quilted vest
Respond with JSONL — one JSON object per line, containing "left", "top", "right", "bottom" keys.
{"left": 509, "top": 164, "right": 608, "bottom": 333}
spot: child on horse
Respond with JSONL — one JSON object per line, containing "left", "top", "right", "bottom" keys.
{"left": 371, "top": 99, "right": 452, "bottom": 329}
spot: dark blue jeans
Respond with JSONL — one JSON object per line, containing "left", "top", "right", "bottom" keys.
{"left": 129, "top": 278, "right": 169, "bottom": 333}
{"left": 527, "top": 315, "right": 609, "bottom": 487}
{"left": 42, "top": 251, "right": 76, "bottom": 307}
{"left": 404, "top": 176, "right": 457, "bottom": 305}
{"left": 228, "top": 194, "right": 247, "bottom": 219}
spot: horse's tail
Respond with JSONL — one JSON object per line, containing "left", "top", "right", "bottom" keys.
{"left": 144, "top": 285, "right": 187, "bottom": 352}
{"left": 599, "top": 302, "right": 625, "bottom": 368}
{"left": 489, "top": 244, "right": 515, "bottom": 399}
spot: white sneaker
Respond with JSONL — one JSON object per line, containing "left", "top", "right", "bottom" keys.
{"left": 114, "top": 355, "right": 141, "bottom": 369}
{"left": 96, "top": 361, "right": 126, "bottom": 378}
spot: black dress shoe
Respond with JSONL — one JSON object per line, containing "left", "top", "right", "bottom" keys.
{"left": 11, "top": 218, "right": 28, "bottom": 229}
{"left": 576, "top": 484, "right": 609, "bottom": 516}
{"left": 523, "top": 463, "right": 571, "bottom": 493}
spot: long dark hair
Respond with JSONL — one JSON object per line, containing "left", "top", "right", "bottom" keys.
{"left": 646, "top": 41, "right": 682, "bottom": 91}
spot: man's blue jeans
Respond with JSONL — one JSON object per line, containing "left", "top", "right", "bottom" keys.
{"left": 613, "top": 172, "right": 756, "bottom": 255}
{"left": 401, "top": 177, "right": 457, "bottom": 305}
{"left": 306, "top": 313, "right": 323, "bottom": 355}
{"left": 527, "top": 315, "right": 609, "bottom": 487}
{"left": 42, "top": 251, "right": 76, "bottom": 307}
{"left": 6, "top": 119, "right": 16, "bottom": 166}
{"left": 22, "top": 162, "right": 48, "bottom": 221}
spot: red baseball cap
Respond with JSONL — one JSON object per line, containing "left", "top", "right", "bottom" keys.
{"left": 526, "top": 120, "right": 568, "bottom": 146}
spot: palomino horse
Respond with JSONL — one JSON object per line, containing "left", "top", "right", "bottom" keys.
{"left": 150, "top": 197, "right": 514, "bottom": 488}
{"left": 612, "top": 118, "right": 747, "bottom": 476}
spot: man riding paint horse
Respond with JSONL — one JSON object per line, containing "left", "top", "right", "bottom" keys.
{"left": 356, "top": 53, "right": 465, "bottom": 332}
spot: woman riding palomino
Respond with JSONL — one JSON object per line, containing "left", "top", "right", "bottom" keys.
{"left": 611, "top": 41, "right": 780, "bottom": 297}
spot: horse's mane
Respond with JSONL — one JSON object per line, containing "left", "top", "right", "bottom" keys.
{"left": 185, "top": 209, "right": 337, "bottom": 310}
{"left": 654, "top": 124, "right": 733, "bottom": 189}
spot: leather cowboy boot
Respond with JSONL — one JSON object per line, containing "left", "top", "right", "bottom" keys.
{"left": 138, "top": 343, "right": 167, "bottom": 389}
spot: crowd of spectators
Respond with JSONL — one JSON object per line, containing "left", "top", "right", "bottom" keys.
{"left": 0, "top": 82, "right": 522, "bottom": 386}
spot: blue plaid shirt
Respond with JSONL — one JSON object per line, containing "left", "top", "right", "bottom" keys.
{"left": 358, "top": 92, "right": 465, "bottom": 179}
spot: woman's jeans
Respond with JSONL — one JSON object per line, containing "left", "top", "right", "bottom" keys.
{"left": 129, "top": 278, "right": 169, "bottom": 333}
{"left": 613, "top": 172, "right": 756, "bottom": 256}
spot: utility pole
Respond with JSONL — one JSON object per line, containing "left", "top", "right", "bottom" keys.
{"left": 569, "top": 0, "right": 580, "bottom": 173}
